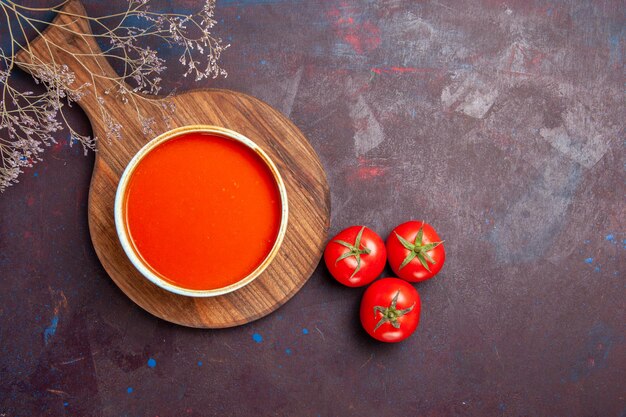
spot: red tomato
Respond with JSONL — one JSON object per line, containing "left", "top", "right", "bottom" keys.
{"left": 360, "top": 278, "right": 421, "bottom": 342}
{"left": 323, "top": 226, "right": 386, "bottom": 287}
{"left": 386, "top": 221, "right": 445, "bottom": 282}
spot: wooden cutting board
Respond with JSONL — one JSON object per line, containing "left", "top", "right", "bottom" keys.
{"left": 15, "top": 0, "right": 330, "bottom": 328}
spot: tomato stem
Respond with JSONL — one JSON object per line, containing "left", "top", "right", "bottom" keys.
{"left": 372, "top": 290, "right": 415, "bottom": 332}
{"left": 334, "top": 226, "right": 371, "bottom": 279}
{"left": 395, "top": 224, "right": 443, "bottom": 272}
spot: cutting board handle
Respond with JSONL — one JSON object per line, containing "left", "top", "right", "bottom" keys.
{"left": 14, "top": 0, "right": 136, "bottom": 133}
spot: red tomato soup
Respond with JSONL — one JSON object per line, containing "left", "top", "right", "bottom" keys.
{"left": 124, "top": 132, "right": 282, "bottom": 291}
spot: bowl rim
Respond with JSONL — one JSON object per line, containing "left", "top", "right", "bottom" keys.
{"left": 114, "top": 125, "right": 289, "bottom": 298}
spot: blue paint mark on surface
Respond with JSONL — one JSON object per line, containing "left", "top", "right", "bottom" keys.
{"left": 252, "top": 333, "right": 263, "bottom": 343}
{"left": 120, "top": 14, "right": 158, "bottom": 31}
{"left": 285, "top": 348, "right": 292, "bottom": 355}
{"left": 63, "top": 402, "right": 69, "bottom": 407}
{"left": 608, "top": 32, "right": 623, "bottom": 65}
{"left": 33, "top": 172, "right": 38, "bottom": 177}
{"left": 584, "top": 257, "right": 593, "bottom": 264}
{"left": 569, "top": 322, "right": 615, "bottom": 382}
{"left": 43, "top": 315, "right": 59, "bottom": 345}
{"left": 302, "top": 328, "right": 309, "bottom": 335}
{"left": 606, "top": 234, "right": 615, "bottom": 242}
{"left": 198, "top": 361, "right": 203, "bottom": 366}
{"left": 0, "top": 8, "right": 55, "bottom": 53}
{"left": 260, "top": 59, "right": 267, "bottom": 65}
{"left": 594, "top": 266, "right": 600, "bottom": 272}
{"left": 147, "top": 358, "right": 156, "bottom": 368}
{"left": 127, "top": 387, "right": 133, "bottom": 394}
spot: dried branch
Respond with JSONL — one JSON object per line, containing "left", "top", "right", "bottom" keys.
{"left": 0, "top": 0, "right": 228, "bottom": 192}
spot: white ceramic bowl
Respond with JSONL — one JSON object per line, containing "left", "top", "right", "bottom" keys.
{"left": 114, "top": 125, "right": 289, "bottom": 297}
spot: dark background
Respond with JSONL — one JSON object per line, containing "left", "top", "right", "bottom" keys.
{"left": 1, "top": 0, "right": 625, "bottom": 416}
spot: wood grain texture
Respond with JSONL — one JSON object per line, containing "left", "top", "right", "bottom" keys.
{"left": 14, "top": 0, "right": 329, "bottom": 328}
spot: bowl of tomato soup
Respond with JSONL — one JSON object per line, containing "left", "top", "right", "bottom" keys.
{"left": 114, "top": 126, "right": 288, "bottom": 297}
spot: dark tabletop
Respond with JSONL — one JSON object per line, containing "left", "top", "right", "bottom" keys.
{"left": 1, "top": 0, "right": 625, "bottom": 416}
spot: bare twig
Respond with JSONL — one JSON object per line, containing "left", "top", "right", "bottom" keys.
{"left": 0, "top": 0, "right": 228, "bottom": 191}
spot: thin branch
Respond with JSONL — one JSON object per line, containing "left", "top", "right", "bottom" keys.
{"left": 0, "top": 0, "right": 228, "bottom": 192}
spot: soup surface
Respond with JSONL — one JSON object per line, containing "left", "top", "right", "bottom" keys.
{"left": 125, "top": 132, "right": 282, "bottom": 291}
